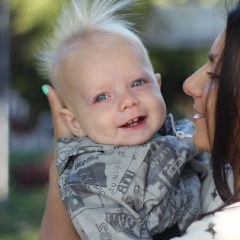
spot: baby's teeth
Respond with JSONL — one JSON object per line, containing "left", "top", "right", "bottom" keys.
{"left": 128, "top": 118, "right": 138, "bottom": 124}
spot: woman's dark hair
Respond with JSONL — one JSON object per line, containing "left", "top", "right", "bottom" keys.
{"left": 210, "top": 0, "right": 240, "bottom": 203}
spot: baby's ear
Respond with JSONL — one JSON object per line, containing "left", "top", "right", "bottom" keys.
{"left": 60, "top": 108, "right": 86, "bottom": 137}
{"left": 155, "top": 73, "right": 162, "bottom": 88}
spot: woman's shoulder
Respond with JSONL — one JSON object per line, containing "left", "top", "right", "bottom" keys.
{"left": 201, "top": 166, "right": 234, "bottom": 213}
{"left": 201, "top": 172, "right": 224, "bottom": 213}
{"left": 171, "top": 202, "right": 240, "bottom": 240}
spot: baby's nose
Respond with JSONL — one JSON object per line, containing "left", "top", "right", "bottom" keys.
{"left": 119, "top": 92, "right": 139, "bottom": 111}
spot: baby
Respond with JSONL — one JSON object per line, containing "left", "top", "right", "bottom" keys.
{"left": 37, "top": 0, "right": 208, "bottom": 239}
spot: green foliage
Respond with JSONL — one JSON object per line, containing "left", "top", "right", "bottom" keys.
{"left": 9, "top": 0, "right": 62, "bottom": 35}
{"left": 8, "top": 0, "right": 68, "bottom": 124}
{"left": 0, "top": 185, "right": 47, "bottom": 239}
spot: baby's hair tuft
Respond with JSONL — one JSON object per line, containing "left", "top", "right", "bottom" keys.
{"left": 35, "top": 0, "right": 149, "bottom": 83}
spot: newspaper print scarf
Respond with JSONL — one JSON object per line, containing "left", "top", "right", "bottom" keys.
{"left": 57, "top": 114, "right": 209, "bottom": 239}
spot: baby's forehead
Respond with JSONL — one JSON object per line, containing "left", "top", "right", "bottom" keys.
{"left": 53, "top": 34, "right": 152, "bottom": 87}
{"left": 57, "top": 33, "right": 147, "bottom": 63}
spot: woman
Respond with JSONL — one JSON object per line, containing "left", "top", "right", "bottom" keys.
{"left": 172, "top": 2, "right": 240, "bottom": 238}
{"left": 39, "top": 1, "right": 240, "bottom": 239}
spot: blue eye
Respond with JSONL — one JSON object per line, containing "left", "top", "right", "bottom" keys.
{"left": 95, "top": 94, "right": 108, "bottom": 102}
{"left": 132, "top": 80, "right": 144, "bottom": 87}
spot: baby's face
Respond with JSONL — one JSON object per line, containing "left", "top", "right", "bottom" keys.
{"left": 60, "top": 40, "right": 166, "bottom": 145}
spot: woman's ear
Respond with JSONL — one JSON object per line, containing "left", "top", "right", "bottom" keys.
{"left": 59, "top": 108, "right": 86, "bottom": 137}
{"left": 155, "top": 73, "right": 162, "bottom": 88}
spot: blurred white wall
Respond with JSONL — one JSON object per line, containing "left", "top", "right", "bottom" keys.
{"left": 142, "top": 3, "right": 225, "bottom": 49}
{"left": 0, "top": 0, "right": 10, "bottom": 201}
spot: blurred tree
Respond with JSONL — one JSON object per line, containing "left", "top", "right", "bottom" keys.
{"left": 9, "top": 0, "right": 68, "bottom": 124}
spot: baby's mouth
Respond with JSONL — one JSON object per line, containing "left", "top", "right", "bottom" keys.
{"left": 121, "top": 117, "right": 145, "bottom": 128}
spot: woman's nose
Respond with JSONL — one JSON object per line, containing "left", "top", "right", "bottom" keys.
{"left": 183, "top": 75, "right": 195, "bottom": 97}
{"left": 119, "top": 92, "right": 139, "bottom": 111}
{"left": 183, "top": 66, "right": 204, "bottom": 98}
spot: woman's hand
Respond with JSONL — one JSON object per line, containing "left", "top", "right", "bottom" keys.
{"left": 44, "top": 85, "right": 73, "bottom": 142}
{"left": 39, "top": 85, "right": 80, "bottom": 240}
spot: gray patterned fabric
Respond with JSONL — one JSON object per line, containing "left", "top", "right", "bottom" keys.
{"left": 57, "top": 114, "right": 209, "bottom": 239}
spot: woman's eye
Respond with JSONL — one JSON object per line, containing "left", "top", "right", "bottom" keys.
{"left": 207, "top": 71, "right": 220, "bottom": 80}
{"left": 132, "top": 80, "right": 145, "bottom": 88}
{"left": 95, "top": 94, "right": 109, "bottom": 102}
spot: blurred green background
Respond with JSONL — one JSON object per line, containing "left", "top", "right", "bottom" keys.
{"left": 0, "top": 0, "right": 223, "bottom": 239}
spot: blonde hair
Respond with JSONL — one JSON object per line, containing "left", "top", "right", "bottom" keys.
{"left": 36, "top": 0, "right": 152, "bottom": 85}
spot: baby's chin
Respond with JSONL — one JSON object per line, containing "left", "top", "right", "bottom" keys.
{"left": 91, "top": 131, "right": 155, "bottom": 146}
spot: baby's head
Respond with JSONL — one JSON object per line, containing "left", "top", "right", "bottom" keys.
{"left": 37, "top": 0, "right": 166, "bottom": 146}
